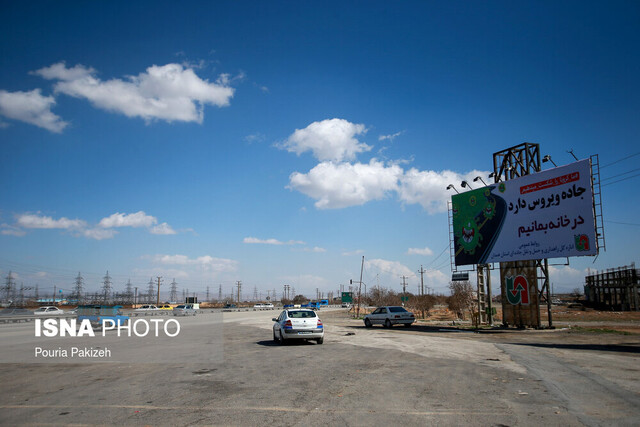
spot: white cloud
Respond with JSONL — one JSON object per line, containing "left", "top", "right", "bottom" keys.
{"left": 548, "top": 265, "right": 588, "bottom": 292}
{"left": 301, "top": 246, "right": 326, "bottom": 253}
{"left": 243, "top": 237, "right": 305, "bottom": 245}
{"left": 378, "top": 131, "right": 404, "bottom": 141}
{"left": 0, "top": 89, "right": 68, "bottom": 133}
{"left": 150, "top": 223, "right": 177, "bottom": 235}
{"left": 16, "top": 213, "right": 86, "bottom": 230}
{"left": 98, "top": 211, "right": 157, "bottom": 228}
{"left": 1, "top": 224, "right": 26, "bottom": 236}
{"left": 342, "top": 249, "right": 365, "bottom": 256}
{"left": 81, "top": 228, "right": 118, "bottom": 240}
{"left": 33, "top": 62, "right": 234, "bottom": 124}
{"left": 288, "top": 159, "right": 403, "bottom": 209}
{"left": 366, "top": 258, "right": 415, "bottom": 279}
{"left": 407, "top": 247, "right": 434, "bottom": 256}
{"left": 244, "top": 132, "right": 266, "bottom": 143}
{"left": 152, "top": 254, "right": 238, "bottom": 272}
{"left": 9, "top": 211, "right": 176, "bottom": 240}
{"left": 398, "top": 168, "right": 490, "bottom": 214}
{"left": 279, "top": 118, "right": 370, "bottom": 162}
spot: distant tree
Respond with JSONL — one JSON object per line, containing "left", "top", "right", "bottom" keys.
{"left": 368, "top": 287, "right": 401, "bottom": 307}
{"left": 572, "top": 287, "right": 582, "bottom": 301}
{"left": 409, "top": 294, "right": 436, "bottom": 319}
{"left": 292, "top": 294, "right": 308, "bottom": 304}
{"left": 447, "top": 281, "right": 474, "bottom": 320}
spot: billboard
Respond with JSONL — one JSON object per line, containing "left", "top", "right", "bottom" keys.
{"left": 452, "top": 159, "right": 597, "bottom": 265}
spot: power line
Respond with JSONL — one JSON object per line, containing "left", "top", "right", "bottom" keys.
{"left": 601, "top": 172, "right": 640, "bottom": 187}
{"left": 425, "top": 243, "right": 450, "bottom": 268}
{"left": 600, "top": 151, "right": 640, "bottom": 168}
{"left": 605, "top": 220, "right": 640, "bottom": 227}
{"left": 600, "top": 167, "right": 640, "bottom": 182}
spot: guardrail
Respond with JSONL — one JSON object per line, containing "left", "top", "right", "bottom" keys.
{"left": 0, "top": 313, "right": 76, "bottom": 323}
{"left": 131, "top": 310, "right": 173, "bottom": 317}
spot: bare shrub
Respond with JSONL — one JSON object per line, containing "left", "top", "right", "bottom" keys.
{"left": 447, "top": 281, "right": 475, "bottom": 320}
{"left": 408, "top": 294, "right": 436, "bottom": 319}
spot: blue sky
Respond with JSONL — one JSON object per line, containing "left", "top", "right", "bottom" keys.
{"left": 1, "top": 1, "right": 639, "bottom": 300}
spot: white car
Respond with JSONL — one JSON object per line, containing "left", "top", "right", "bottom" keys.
{"left": 364, "top": 306, "right": 415, "bottom": 328}
{"left": 272, "top": 309, "right": 324, "bottom": 345}
{"left": 173, "top": 304, "right": 196, "bottom": 316}
{"left": 254, "top": 303, "right": 275, "bottom": 309}
{"left": 134, "top": 304, "right": 159, "bottom": 311}
{"left": 33, "top": 306, "right": 65, "bottom": 315}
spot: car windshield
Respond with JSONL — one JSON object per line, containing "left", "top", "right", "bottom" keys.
{"left": 288, "top": 310, "right": 316, "bottom": 318}
{"left": 389, "top": 307, "right": 408, "bottom": 313}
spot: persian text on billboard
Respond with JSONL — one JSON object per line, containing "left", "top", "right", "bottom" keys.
{"left": 452, "top": 159, "right": 597, "bottom": 265}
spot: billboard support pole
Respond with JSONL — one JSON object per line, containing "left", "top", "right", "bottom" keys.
{"left": 486, "top": 266, "right": 493, "bottom": 326}
{"left": 536, "top": 259, "right": 552, "bottom": 328}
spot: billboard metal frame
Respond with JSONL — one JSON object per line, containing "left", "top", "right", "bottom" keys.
{"left": 491, "top": 143, "right": 552, "bottom": 327}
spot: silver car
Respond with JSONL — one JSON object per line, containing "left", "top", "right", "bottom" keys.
{"left": 173, "top": 304, "right": 196, "bottom": 316}
{"left": 364, "top": 306, "right": 415, "bottom": 328}
{"left": 272, "top": 309, "right": 324, "bottom": 344}
{"left": 33, "top": 306, "right": 65, "bottom": 315}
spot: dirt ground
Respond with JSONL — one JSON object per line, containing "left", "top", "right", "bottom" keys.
{"left": 350, "top": 304, "right": 640, "bottom": 335}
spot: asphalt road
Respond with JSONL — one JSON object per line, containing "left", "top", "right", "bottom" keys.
{"left": 0, "top": 308, "right": 638, "bottom": 426}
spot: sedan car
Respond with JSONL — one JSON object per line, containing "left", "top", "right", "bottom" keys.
{"left": 272, "top": 309, "right": 323, "bottom": 344}
{"left": 134, "top": 304, "right": 158, "bottom": 311}
{"left": 157, "top": 304, "right": 173, "bottom": 310}
{"left": 173, "top": 304, "right": 196, "bottom": 316}
{"left": 33, "top": 306, "right": 65, "bottom": 315}
{"left": 364, "top": 306, "right": 415, "bottom": 328}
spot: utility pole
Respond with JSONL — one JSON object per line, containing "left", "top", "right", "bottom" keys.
{"left": 102, "top": 271, "right": 112, "bottom": 304}
{"left": 147, "top": 277, "right": 155, "bottom": 303}
{"left": 236, "top": 281, "right": 242, "bottom": 303}
{"left": 156, "top": 276, "right": 162, "bottom": 306}
{"left": 401, "top": 276, "right": 408, "bottom": 305}
{"left": 170, "top": 279, "right": 178, "bottom": 303}
{"left": 206, "top": 286, "right": 210, "bottom": 302}
{"left": 356, "top": 256, "right": 364, "bottom": 318}
{"left": 419, "top": 266, "right": 425, "bottom": 296}
{"left": 74, "top": 272, "right": 84, "bottom": 304}
{"left": 218, "top": 284, "right": 222, "bottom": 301}
{"left": 125, "top": 279, "right": 133, "bottom": 304}
{"left": 134, "top": 287, "right": 138, "bottom": 308}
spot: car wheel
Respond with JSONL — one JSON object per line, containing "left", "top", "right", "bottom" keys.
{"left": 273, "top": 330, "right": 278, "bottom": 342}
{"left": 384, "top": 319, "right": 392, "bottom": 328}
{"left": 278, "top": 331, "right": 285, "bottom": 345}
{"left": 317, "top": 337, "right": 324, "bottom": 344}
{"left": 364, "top": 318, "right": 372, "bottom": 328}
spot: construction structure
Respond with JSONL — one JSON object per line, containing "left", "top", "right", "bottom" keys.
{"left": 584, "top": 264, "right": 639, "bottom": 311}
